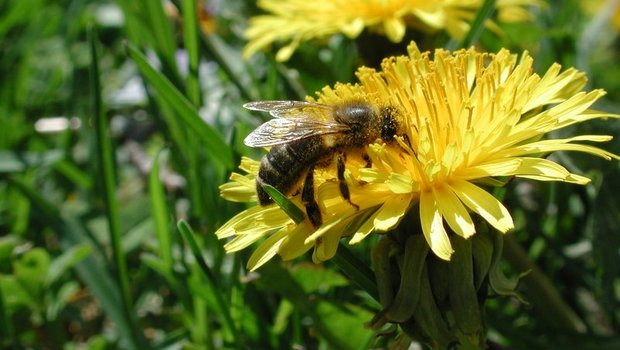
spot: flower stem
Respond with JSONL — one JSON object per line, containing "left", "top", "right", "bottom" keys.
{"left": 502, "top": 234, "right": 587, "bottom": 332}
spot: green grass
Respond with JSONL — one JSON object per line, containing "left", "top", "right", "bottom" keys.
{"left": 1, "top": 0, "right": 620, "bottom": 349}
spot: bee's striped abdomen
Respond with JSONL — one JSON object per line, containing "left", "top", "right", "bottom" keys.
{"left": 256, "top": 138, "right": 325, "bottom": 205}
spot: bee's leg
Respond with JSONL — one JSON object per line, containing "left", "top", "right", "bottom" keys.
{"left": 337, "top": 153, "right": 359, "bottom": 210}
{"left": 302, "top": 166, "right": 322, "bottom": 227}
{"left": 363, "top": 153, "right": 372, "bottom": 168}
{"left": 403, "top": 134, "right": 412, "bottom": 148}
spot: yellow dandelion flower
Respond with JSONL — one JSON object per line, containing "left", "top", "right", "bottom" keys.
{"left": 243, "top": 0, "right": 542, "bottom": 61}
{"left": 217, "top": 42, "right": 619, "bottom": 270}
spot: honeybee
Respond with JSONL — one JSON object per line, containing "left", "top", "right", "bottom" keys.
{"left": 244, "top": 100, "right": 400, "bottom": 227}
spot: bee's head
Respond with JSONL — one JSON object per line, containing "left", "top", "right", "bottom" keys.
{"left": 380, "top": 106, "right": 398, "bottom": 142}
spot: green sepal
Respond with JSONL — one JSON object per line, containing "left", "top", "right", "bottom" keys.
{"left": 385, "top": 235, "right": 428, "bottom": 322}
{"left": 409, "top": 265, "right": 457, "bottom": 350}
{"left": 371, "top": 238, "right": 396, "bottom": 310}
{"left": 471, "top": 228, "right": 494, "bottom": 291}
{"left": 488, "top": 231, "right": 528, "bottom": 303}
{"left": 448, "top": 236, "right": 484, "bottom": 344}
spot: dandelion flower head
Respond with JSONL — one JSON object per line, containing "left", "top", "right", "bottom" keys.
{"left": 217, "top": 42, "right": 619, "bottom": 270}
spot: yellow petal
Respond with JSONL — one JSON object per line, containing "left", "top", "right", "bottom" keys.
{"left": 341, "top": 18, "right": 365, "bottom": 37}
{"left": 275, "top": 37, "right": 300, "bottom": 62}
{"left": 435, "top": 185, "right": 476, "bottom": 238}
{"left": 234, "top": 205, "right": 292, "bottom": 235}
{"left": 312, "top": 229, "right": 341, "bottom": 262}
{"left": 349, "top": 210, "right": 379, "bottom": 244}
{"left": 373, "top": 194, "right": 412, "bottom": 231}
{"left": 215, "top": 205, "right": 275, "bottom": 238}
{"left": 387, "top": 173, "right": 415, "bottom": 193}
{"left": 278, "top": 221, "right": 315, "bottom": 261}
{"left": 512, "top": 158, "right": 590, "bottom": 183}
{"left": 504, "top": 137, "right": 619, "bottom": 161}
{"left": 239, "top": 157, "right": 261, "bottom": 174}
{"left": 464, "top": 158, "right": 522, "bottom": 179}
{"left": 219, "top": 173, "right": 257, "bottom": 202}
{"left": 420, "top": 190, "right": 454, "bottom": 260}
{"left": 451, "top": 180, "right": 514, "bottom": 233}
{"left": 247, "top": 227, "right": 290, "bottom": 271}
{"left": 383, "top": 17, "right": 406, "bottom": 42}
{"left": 224, "top": 232, "right": 266, "bottom": 252}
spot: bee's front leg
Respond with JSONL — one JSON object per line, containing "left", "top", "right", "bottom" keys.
{"left": 302, "top": 165, "right": 322, "bottom": 227}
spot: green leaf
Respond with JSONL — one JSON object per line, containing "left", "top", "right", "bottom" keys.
{"left": 0, "top": 274, "right": 36, "bottom": 310}
{"left": 272, "top": 299, "right": 295, "bottom": 335}
{"left": 6, "top": 179, "right": 142, "bottom": 349}
{"left": 0, "top": 236, "right": 19, "bottom": 269}
{"left": 289, "top": 263, "right": 349, "bottom": 294}
{"left": 14, "top": 248, "right": 50, "bottom": 301}
{"left": 315, "top": 300, "right": 375, "bottom": 349}
{"left": 259, "top": 262, "right": 374, "bottom": 350}
{"left": 46, "top": 281, "right": 80, "bottom": 321}
{"left": 0, "top": 273, "right": 14, "bottom": 341}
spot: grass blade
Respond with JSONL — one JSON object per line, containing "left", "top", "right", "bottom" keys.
{"left": 126, "top": 43, "right": 234, "bottom": 170}
{"left": 201, "top": 34, "right": 258, "bottom": 102}
{"left": 148, "top": 149, "right": 173, "bottom": 272}
{"left": 262, "top": 184, "right": 305, "bottom": 224}
{"left": 89, "top": 26, "right": 146, "bottom": 348}
{"left": 177, "top": 220, "right": 240, "bottom": 347}
{"left": 182, "top": 0, "right": 201, "bottom": 106}
{"left": 145, "top": 0, "right": 177, "bottom": 61}
{"left": 446, "top": 0, "right": 496, "bottom": 50}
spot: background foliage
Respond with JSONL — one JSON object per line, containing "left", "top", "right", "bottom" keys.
{"left": 1, "top": 0, "right": 620, "bottom": 349}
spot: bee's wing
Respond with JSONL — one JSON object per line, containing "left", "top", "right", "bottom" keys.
{"left": 243, "top": 100, "right": 332, "bottom": 118}
{"left": 244, "top": 116, "right": 349, "bottom": 147}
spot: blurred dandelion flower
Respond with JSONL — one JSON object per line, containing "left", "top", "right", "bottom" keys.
{"left": 243, "top": 0, "right": 541, "bottom": 61}
{"left": 582, "top": 0, "right": 620, "bottom": 31}
{"left": 217, "top": 42, "right": 619, "bottom": 270}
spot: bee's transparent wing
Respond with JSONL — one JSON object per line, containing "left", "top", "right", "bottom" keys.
{"left": 243, "top": 100, "right": 332, "bottom": 118}
{"left": 243, "top": 100, "right": 347, "bottom": 147}
{"left": 244, "top": 116, "right": 349, "bottom": 147}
